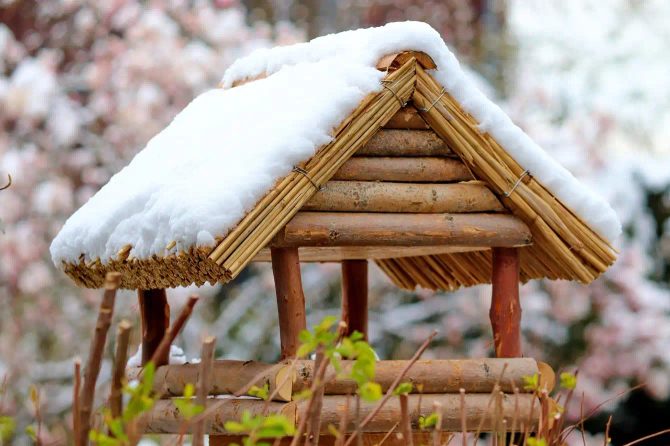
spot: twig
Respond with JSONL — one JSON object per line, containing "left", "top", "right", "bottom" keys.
{"left": 305, "top": 347, "right": 326, "bottom": 446}
{"left": 109, "top": 320, "right": 132, "bottom": 421}
{"left": 399, "top": 394, "right": 414, "bottom": 446}
{"left": 148, "top": 295, "right": 199, "bottom": 367}
{"left": 344, "top": 330, "right": 437, "bottom": 446}
{"left": 433, "top": 400, "right": 448, "bottom": 445}
{"left": 73, "top": 359, "right": 81, "bottom": 446}
{"left": 459, "top": 389, "right": 467, "bottom": 446}
{"left": 334, "top": 394, "right": 350, "bottom": 446}
{"left": 377, "top": 422, "right": 400, "bottom": 446}
{"left": 78, "top": 272, "right": 121, "bottom": 446}
{"left": 289, "top": 354, "right": 332, "bottom": 446}
{"left": 622, "top": 429, "right": 670, "bottom": 446}
{"left": 604, "top": 415, "right": 612, "bottom": 446}
{"left": 473, "top": 363, "right": 508, "bottom": 445}
{"left": 192, "top": 336, "right": 216, "bottom": 446}
{"left": 0, "top": 174, "right": 11, "bottom": 191}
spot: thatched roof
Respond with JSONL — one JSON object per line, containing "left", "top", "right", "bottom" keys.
{"left": 52, "top": 22, "right": 619, "bottom": 290}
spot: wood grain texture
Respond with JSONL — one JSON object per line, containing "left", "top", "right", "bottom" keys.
{"left": 490, "top": 247, "right": 522, "bottom": 357}
{"left": 138, "top": 289, "right": 170, "bottom": 366}
{"left": 272, "top": 212, "right": 532, "bottom": 248}
{"left": 332, "top": 157, "right": 472, "bottom": 182}
{"left": 254, "top": 246, "right": 484, "bottom": 262}
{"left": 292, "top": 358, "right": 541, "bottom": 395}
{"left": 341, "top": 260, "right": 368, "bottom": 339}
{"left": 271, "top": 247, "right": 307, "bottom": 359}
{"left": 357, "top": 129, "right": 453, "bottom": 157}
{"left": 304, "top": 181, "right": 503, "bottom": 213}
{"left": 382, "top": 105, "right": 430, "bottom": 129}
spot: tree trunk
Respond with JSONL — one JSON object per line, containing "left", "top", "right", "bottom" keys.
{"left": 271, "top": 247, "right": 307, "bottom": 359}
{"left": 490, "top": 247, "right": 522, "bottom": 357}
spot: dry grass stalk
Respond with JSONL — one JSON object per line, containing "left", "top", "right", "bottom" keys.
{"left": 304, "top": 347, "right": 326, "bottom": 446}
{"left": 399, "top": 394, "right": 414, "bottom": 446}
{"left": 192, "top": 336, "right": 216, "bottom": 446}
{"left": 109, "top": 320, "right": 132, "bottom": 420}
{"left": 73, "top": 358, "right": 82, "bottom": 446}
{"left": 78, "top": 272, "right": 121, "bottom": 446}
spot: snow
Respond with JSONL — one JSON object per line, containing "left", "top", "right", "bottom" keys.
{"left": 126, "top": 344, "right": 187, "bottom": 368}
{"left": 51, "top": 21, "right": 620, "bottom": 266}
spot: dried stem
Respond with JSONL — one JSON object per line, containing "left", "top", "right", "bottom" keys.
{"left": 148, "top": 295, "right": 199, "bottom": 367}
{"left": 73, "top": 359, "right": 81, "bottom": 446}
{"left": 399, "top": 394, "right": 414, "bottom": 446}
{"left": 78, "top": 272, "right": 121, "bottom": 446}
{"left": 192, "top": 336, "right": 216, "bottom": 446}
{"left": 305, "top": 347, "right": 326, "bottom": 446}
{"left": 432, "top": 401, "right": 443, "bottom": 446}
{"left": 109, "top": 320, "right": 131, "bottom": 420}
{"left": 343, "top": 330, "right": 437, "bottom": 446}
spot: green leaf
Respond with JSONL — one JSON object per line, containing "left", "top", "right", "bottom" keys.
{"left": 249, "top": 382, "right": 270, "bottom": 401}
{"left": 522, "top": 374, "right": 539, "bottom": 392}
{"left": 559, "top": 372, "right": 577, "bottom": 390}
{"left": 393, "top": 382, "right": 413, "bottom": 396}
{"left": 419, "top": 413, "right": 439, "bottom": 430}
{"left": 293, "top": 389, "right": 313, "bottom": 401}
{"left": 25, "top": 425, "right": 36, "bottom": 441}
{"left": 183, "top": 383, "right": 195, "bottom": 399}
{"left": 526, "top": 437, "right": 547, "bottom": 446}
{"left": 0, "top": 416, "right": 16, "bottom": 441}
{"left": 315, "top": 316, "right": 338, "bottom": 334}
{"left": 359, "top": 382, "right": 382, "bottom": 402}
{"left": 224, "top": 421, "right": 248, "bottom": 433}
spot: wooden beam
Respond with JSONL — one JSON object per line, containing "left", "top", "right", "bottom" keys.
{"left": 271, "top": 212, "right": 532, "bottom": 248}
{"left": 382, "top": 105, "right": 430, "bottom": 130}
{"left": 341, "top": 260, "right": 368, "bottom": 339}
{"left": 303, "top": 181, "right": 503, "bottom": 213}
{"left": 143, "top": 394, "right": 539, "bottom": 434}
{"left": 332, "top": 157, "right": 472, "bottom": 183}
{"left": 138, "top": 289, "right": 170, "bottom": 366}
{"left": 253, "top": 246, "right": 484, "bottom": 262}
{"left": 490, "top": 247, "right": 522, "bottom": 357}
{"left": 271, "top": 247, "right": 307, "bottom": 359}
{"left": 356, "top": 129, "right": 453, "bottom": 157}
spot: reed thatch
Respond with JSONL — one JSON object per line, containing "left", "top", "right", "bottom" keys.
{"left": 61, "top": 51, "right": 616, "bottom": 290}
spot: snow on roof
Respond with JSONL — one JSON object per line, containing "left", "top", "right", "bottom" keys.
{"left": 50, "top": 21, "right": 621, "bottom": 267}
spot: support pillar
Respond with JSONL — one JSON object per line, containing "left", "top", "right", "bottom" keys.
{"left": 271, "top": 247, "right": 307, "bottom": 359}
{"left": 490, "top": 247, "right": 522, "bottom": 357}
{"left": 138, "top": 289, "right": 170, "bottom": 366}
{"left": 341, "top": 259, "right": 368, "bottom": 339}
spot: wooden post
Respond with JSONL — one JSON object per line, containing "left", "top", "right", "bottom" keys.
{"left": 490, "top": 247, "right": 522, "bottom": 357}
{"left": 341, "top": 260, "right": 368, "bottom": 339}
{"left": 138, "top": 289, "right": 170, "bottom": 366}
{"left": 271, "top": 247, "right": 307, "bottom": 359}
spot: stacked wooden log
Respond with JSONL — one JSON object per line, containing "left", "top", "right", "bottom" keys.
{"left": 134, "top": 358, "right": 551, "bottom": 437}
{"left": 250, "top": 105, "right": 532, "bottom": 264}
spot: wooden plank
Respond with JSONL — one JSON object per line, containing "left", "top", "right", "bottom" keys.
{"left": 271, "top": 247, "right": 307, "bottom": 359}
{"left": 143, "top": 394, "right": 539, "bottom": 434}
{"left": 144, "top": 399, "right": 296, "bottom": 434}
{"left": 332, "top": 157, "right": 472, "bottom": 182}
{"left": 303, "top": 181, "right": 503, "bottom": 213}
{"left": 253, "top": 245, "right": 485, "bottom": 262}
{"left": 382, "top": 105, "right": 430, "bottom": 129}
{"left": 357, "top": 129, "right": 453, "bottom": 157}
{"left": 292, "top": 358, "right": 543, "bottom": 394}
{"left": 271, "top": 212, "right": 533, "bottom": 248}
{"left": 127, "top": 360, "right": 294, "bottom": 402}
{"left": 138, "top": 289, "right": 170, "bottom": 366}
{"left": 341, "top": 260, "right": 368, "bottom": 339}
{"left": 490, "top": 247, "right": 522, "bottom": 357}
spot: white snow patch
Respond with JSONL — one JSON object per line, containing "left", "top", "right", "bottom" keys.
{"left": 126, "top": 344, "right": 187, "bottom": 368}
{"left": 51, "top": 21, "right": 620, "bottom": 267}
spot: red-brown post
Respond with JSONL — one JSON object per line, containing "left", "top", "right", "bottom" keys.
{"left": 138, "top": 289, "right": 170, "bottom": 366}
{"left": 341, "top": 259, "right": 368, "bottom": 339}
{"left": 271, "top": 247, "right": 307, "bottom": 359}
{"left": 490, "top": 247, "right": 522, "bottom": 357}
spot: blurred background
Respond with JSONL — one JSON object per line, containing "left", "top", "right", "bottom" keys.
{"left": 0, "top": 0, "right": 669, "bottom": 444}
